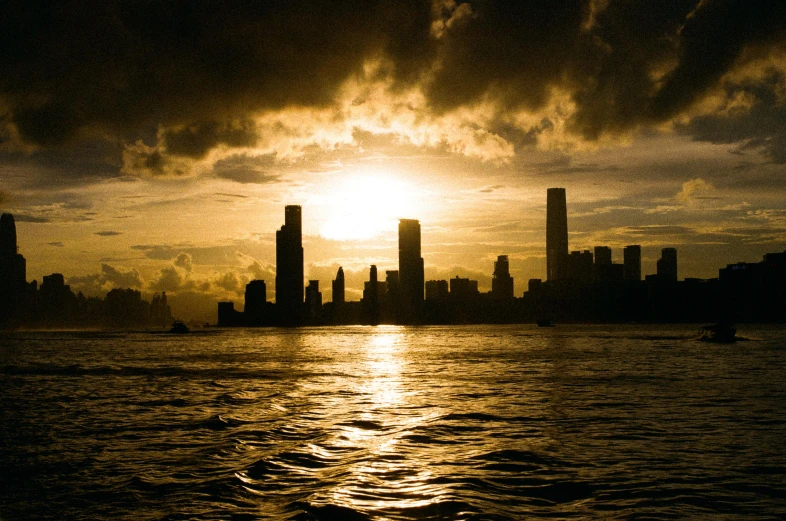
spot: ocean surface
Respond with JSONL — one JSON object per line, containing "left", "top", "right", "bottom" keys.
{"left": 1, "top": 324, "right": 785, "bottom": 520}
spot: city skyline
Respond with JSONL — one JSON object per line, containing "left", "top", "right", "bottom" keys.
{"left": 2, "top": 2, "right": 786, "bottom": 321}
{"left": 6, "top": 183, "right": 786, "bottom": 326}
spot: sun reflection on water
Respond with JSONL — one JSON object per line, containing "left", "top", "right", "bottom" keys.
{"left": 309, "top": 327, "right": 456, "bottom": 515}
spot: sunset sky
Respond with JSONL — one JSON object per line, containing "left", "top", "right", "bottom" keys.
{"left": 2, "top": 1, "right": 786, "bottom": 321}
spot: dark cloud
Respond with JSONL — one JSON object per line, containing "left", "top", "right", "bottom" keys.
{"left": 1, "top": 0, "right": 785, "bottom": 168}
{"left": 94, "top": 231, "right": 122, "bottom": 236}
{"left": 0, "top": 0, "right": 434, "bottom": 145}
{"left": 12, "top": 214, "right": 51, "bottom": 223}
{"left": 162, "top": 120, "right": 258, "bottom": 158}
{"left": 212, "top": 154, "right": 278, "bottom": 184}
{"left": 678, "top": 70, "right": 786, "bottom": 163}
{"left": 427, "top": 1, "right": 586, "bottom": 113}
{"left": 131, "top": 243, "right": 244, "bottom": 266}
{"left": 651, "top": 0, "right": 786, "bottom": 121}
{"left": 99, "top": 263, "right": 142, "bottom": 288}
{"left": 67, "top": 263, "right": 142, "bottom": 295}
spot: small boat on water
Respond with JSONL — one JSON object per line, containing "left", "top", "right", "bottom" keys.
{"left": 536, "top": 318, "right": 555, "bottom": 327}
{"left": 697, "top": 323, "right": 736, "bottom": 343}
{"left": 169, "top": 320, "right": 190, "bottom": 334}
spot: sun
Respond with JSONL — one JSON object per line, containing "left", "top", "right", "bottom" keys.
{"left": 318, "top": 173, "right": 418, "bottom": 241}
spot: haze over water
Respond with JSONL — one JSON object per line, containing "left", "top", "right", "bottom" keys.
{"left": 2, "top": 325, "right": 786, "bottom": 520}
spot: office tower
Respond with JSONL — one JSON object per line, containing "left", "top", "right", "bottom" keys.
{"left": 546, "top": 188, "right": 568, "bottom": 281}
{"left": 450, "top": 276, "right": 478, "bottom": 298}
{"left": 594, "top": 246, "right": 623, "bottom": 283}
{"left": 657, "top": 247, "right": 678, "bottom": 282}
{"left": 217, "top": 301, "right": 241, "bottom": 327}
{"left": 0, "top": 214, "right": 27, "bottom": 328}
{"left": 332, "top": 267, "right": 345, "bottom": 304}
{"left": 425, "top": 280, "right": 449, "bottom": 301}
{"left": 491, "top": 254, "right": 514, "bottom": 299}
{"left": 1, "top": 213, "right": 17, "bottom": 256}
{"left": 0, "top": 213, "right": 26, "bottom": 287}
{"left": 398, "top": 219, "right": 424, "bottom": 321}
{"left": 305, "top": 280, "right": 322, "bottom": 318}
{"left": 244, "top": 280, "right": 267, "bottom": 324}
{"left": 385, "top": 270, "right": 399, "bottom": 309}
{"left": 623, "top": 245, "right": 642, "bottom": 282}
{"left": 363, "top": 265, "right": 379, "bottom": 304}
{"left": 567, "top": 250, "right": 594, "bottom": 284}
{"left": 594, "top": 246, "right": 612, "bottom": 266}
{"left": 275, "top": 205, "right": 304, "bottom": 320}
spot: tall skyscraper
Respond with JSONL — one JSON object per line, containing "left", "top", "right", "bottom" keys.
{"left": 546, "top": 188, "right": 568, "bottom": 281}
{"left": 398, "top": 219, "right": 424, "bottom": 322}
{"left": 491, "top": 254, "right": 514, "bottom": 299}
{"left": 623, "top": 245, "right": 642, "bottom": 282}
{"left": 657, "top": 247, "right": 678, "bottom": 282}
{"left": 1, "top": 214, "right": 27, "bottom": 328}
{"left": 1, "top": 213, "right": 18, "bottom": 256}
{"left": 332, "top": 267, "right": 345, "bottom": 304}
{"left": 363, "top": 265, "right": 379, "bottom": 304}
{"left": 275, "top": 205, "right": 303, "bottom": 321}
{"left": 0, "top": 215, "right": 26, "bottom": 293}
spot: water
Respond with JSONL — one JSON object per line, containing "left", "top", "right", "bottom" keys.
{"left": 2, "top": 324, "right": 785, "bottom": 520}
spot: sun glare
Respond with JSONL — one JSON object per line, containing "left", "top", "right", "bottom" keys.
{"left": 319, "top": 174, "right": 418, "bottom": 241}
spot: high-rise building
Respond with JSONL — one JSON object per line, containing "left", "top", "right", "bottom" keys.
{"left": 594, "top": 246, "right": 612, "bottom": 266}
{"left": 385, "top": 270, "right": 399, "bottom": 310}
{"left": 491, "top": 255, "right": 514, "bottom": 299}
{"left": 305, "top": 280, "right": 322, "bottom": 318}
{"left": 546, "top": 188, "right": 568, "bottom": 281}
{"left": 275, "top": 205, "right": 304, "bottom": 321}
{"left": 567, "top": 250, "right": 594, "bottom": 285}
{"left": 1, "top": 213, "right": 18, "bottom": 256}
{"left": 332, "top": 267, "right": 345, "bottom": 304}
{"left": 657, "top": 247, "right": 678, "bottom": 282}
{"left": 244, "top": 280, "right": 267, "bottom": 323}
{"left": 623, "top": 245, "right": 642, "bottom": 282}
{"left": 363, "top": 265, "right": 379, "bottom": 304}
{"left": 425, "top": 279, "right": 449, "bottom": 301}
{"left": 398, "top": 219, "right": 424, "bottom": 322}
{"left": 0, "top": 214, "right": 27, "bottom": 328}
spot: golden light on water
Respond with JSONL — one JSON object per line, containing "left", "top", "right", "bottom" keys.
{"left": 318, "top": 174, "right": 420, "bottom": 241}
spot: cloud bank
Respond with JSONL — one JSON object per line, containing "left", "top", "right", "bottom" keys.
{"left": 1, "top": 0, "right": 784, "bottom": 176}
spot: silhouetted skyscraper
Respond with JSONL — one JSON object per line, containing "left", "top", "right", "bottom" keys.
{"left": 398, "top": 219, "right": 424, "bottom": 322}
{"left": 546, "top": 188, "right": 568, "bottom": 281}
{"left": 623, "top": 245, "right": 642, "bottom": 282}
{"left": 275, "top": 205, "right": 303, "bottom": 321}
{"left": 567, "top": 250, "right": 594, "bottom": 285}
{"left": 305, "top": 280, "right": 322, "bottom": 318}
{"left": 0, "top": 214, "right": 27, "bottom": 328}
{"left": 363, "top": 265, "right": 379, "bottom": 304}
{"left": 245, "top": 279, "right": 267, "bottom": 324}
{"left": 492, "top": 254, "right": 514, "bottom": 299}
{"left": 1, "top": 213, "right": 17, "bottom": 256}
{"left": 657, "top": 247, "right": 678, "bottom": 282}
{"left": 594, "top": 246, "right": 612, "bottom": 266}
{"left": 332, "top": 267, "right": 345, "bottom": 304}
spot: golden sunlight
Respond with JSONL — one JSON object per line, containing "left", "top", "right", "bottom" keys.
{"left": 318, "top": 174, "right": 419, "bottom": 241}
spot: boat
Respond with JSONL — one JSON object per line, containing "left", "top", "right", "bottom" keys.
{"left": 536, "top": 318, "right": 555, "bottom": 327}
{"left": 697, "top": 323, "right": 736, "bottom": 343}
{"left": 169, "top": 320, "right": 190, "bottom": 334}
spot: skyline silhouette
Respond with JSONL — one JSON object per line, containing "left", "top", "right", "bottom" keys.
{"left": 3, "top": 182, "right": 786, "bottom": 328}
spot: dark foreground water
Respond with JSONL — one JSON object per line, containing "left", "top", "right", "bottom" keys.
{"left": 2, "top": 324, "right": 785, "bottom": 520}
